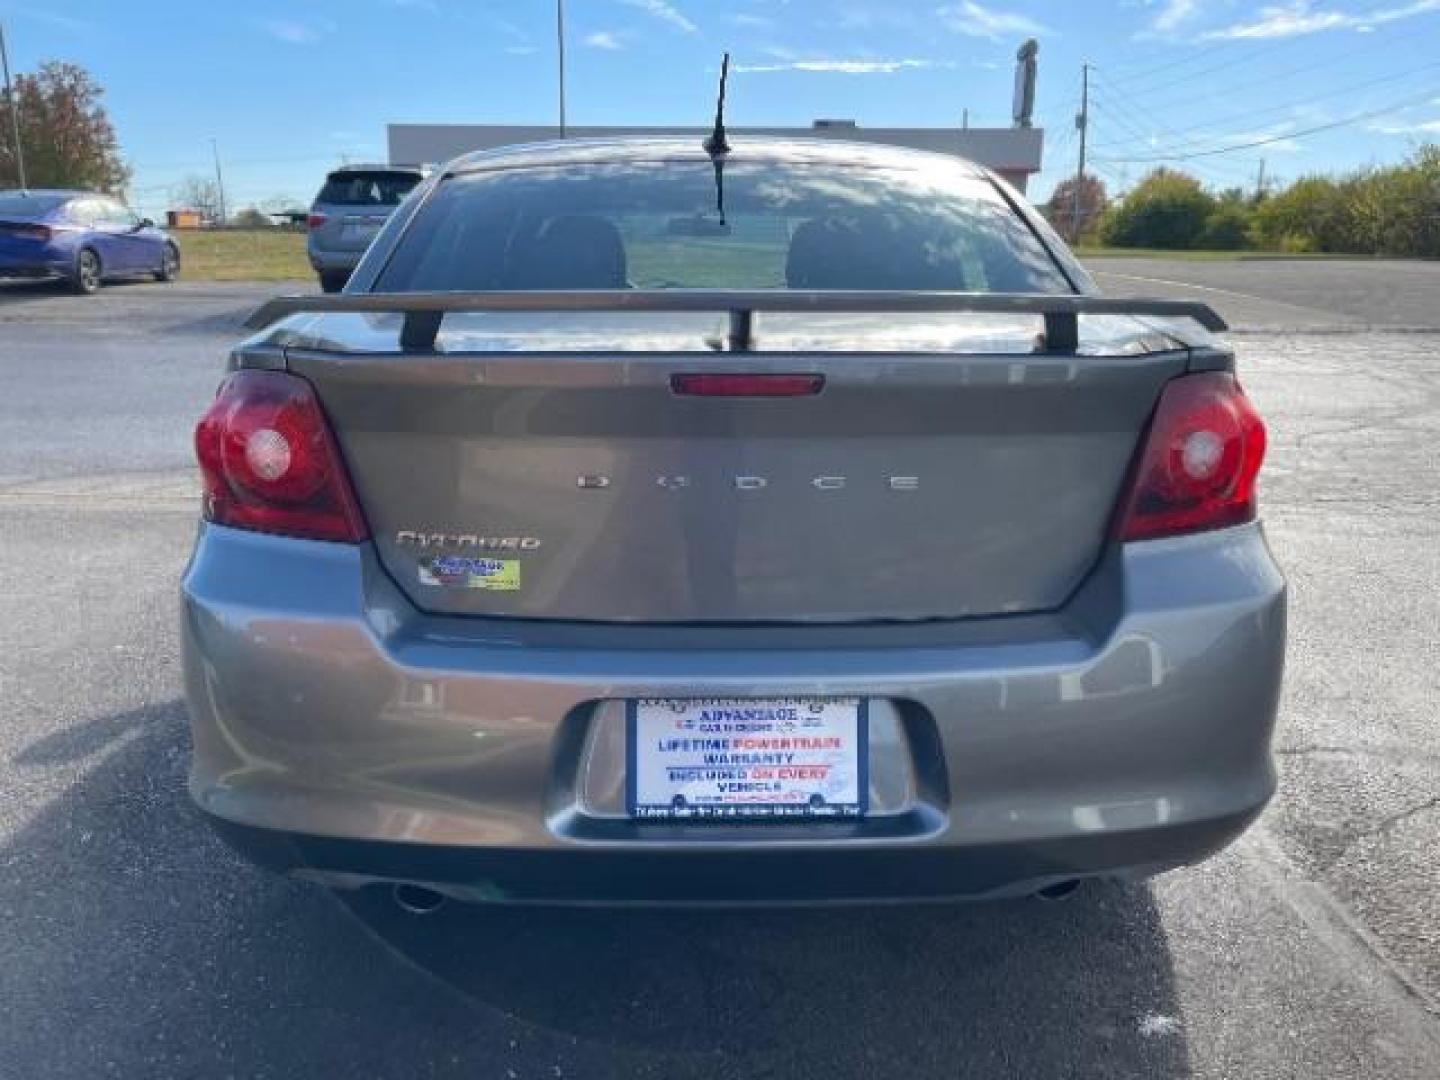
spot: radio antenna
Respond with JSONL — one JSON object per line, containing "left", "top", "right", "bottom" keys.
{"left": 703, "top": 52, "right": 731, "bottom": 157}
{"left": 703, "top": 53, "right": 731, "bottom": 226}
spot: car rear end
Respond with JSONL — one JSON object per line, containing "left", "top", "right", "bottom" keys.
{"left": 305, "top": 165, "right": 425, "bottom": 291}
{"left": 0, "top": 192, "right": 73, "bottom": 280}
{"left": 182, "top": 142, "right": 1284, "bottom": 904}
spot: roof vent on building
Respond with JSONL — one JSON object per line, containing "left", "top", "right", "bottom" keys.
{"left": 811, "top": 119, "right": 858, "bottom": 129}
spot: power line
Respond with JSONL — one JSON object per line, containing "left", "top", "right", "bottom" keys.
{"left": 1127, "top": 19, "right": 1424, "bottom": 118}
{"left": 1088, "top": 60, "right": 1440, "bottom": 157}
{"left": 1088, "top": 101, "right": 1255, "bottom": 184}
{"left": 1101, "top": 32, "right": 1298, "bottom": 93}
{"left": 1087, "top": 71, "right": 1209, "bottom": 152}
{"left": 1094, "top": 85, "right": 1440, "bottom": 163}
{"left": 1100, "top": 0, "right": 1421, "bottom": 95}
{"left": 1084, "top": 76, "right": 1255, "bottom": 180}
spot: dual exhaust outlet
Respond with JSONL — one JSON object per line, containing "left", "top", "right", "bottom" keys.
{"left": 386, "top": 878, "right": 1084, "bottom": 913}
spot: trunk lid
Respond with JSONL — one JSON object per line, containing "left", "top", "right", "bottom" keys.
{"left": 286, "top": 312, "right": 1189, "bottom": 623}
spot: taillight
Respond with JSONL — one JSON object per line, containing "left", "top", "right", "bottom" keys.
{"left": 1114, "top": 372, "right": 1266, "bottom": 542}
{"left": 306, "top": 212, "right": 327, "bottom": 230}
{"left": 194, "top": 370, "right": 368, "bottom": 542}
{"left": 671, "top": 373, "right": 824, "bottom": 396}
{"left": 5, "top": 224, "right": 50, "bottom": 242}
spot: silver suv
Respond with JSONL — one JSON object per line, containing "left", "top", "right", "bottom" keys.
{"left": 304, "top": 163, "right": 426, "bottom": 292}
{"left": 186, "top": 138, "right": 1284, "bottom": 908}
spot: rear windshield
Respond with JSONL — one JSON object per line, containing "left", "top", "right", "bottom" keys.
{"left": 375, "top": 161, "right": 1072, "bottom": 292}
{"left": 315, "top": 171, "right": 421, "bottom": 207}
{"left": 0, "top": 193, "right": 69, "bottom": 217}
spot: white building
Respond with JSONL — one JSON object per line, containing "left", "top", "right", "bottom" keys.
{"left": 387, "top": 121, "right": 1045, "bottom": 193}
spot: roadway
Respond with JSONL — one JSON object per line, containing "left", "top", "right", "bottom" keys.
{"left": 0, "top": 264, "right": 1436, "bottom": 1078}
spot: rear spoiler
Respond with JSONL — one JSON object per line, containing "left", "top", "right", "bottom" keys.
{"left": 244, "top": 290, "right": 1227, "bottom": 353}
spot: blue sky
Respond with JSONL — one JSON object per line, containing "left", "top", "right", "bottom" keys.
{"left": 2, "top": 0, "right": 1439, "bottom": 214}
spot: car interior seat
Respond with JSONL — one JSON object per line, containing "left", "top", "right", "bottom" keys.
{"left": 504, "top": 215, "right": 628, "bottom": 289}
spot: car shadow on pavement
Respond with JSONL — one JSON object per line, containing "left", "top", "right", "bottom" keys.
{"left": 3, "top": 700, "right": 1191, "bottom": 1079}
{"left": 0, "top": 277, "right": 68, "bottom": 302}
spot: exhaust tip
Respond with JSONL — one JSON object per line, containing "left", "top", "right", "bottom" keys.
{"left": 392, "top": 882, "right": 447, "bottom": 915}
{"left": 1034, "top": 879, "right": 1083, "bottom": 902}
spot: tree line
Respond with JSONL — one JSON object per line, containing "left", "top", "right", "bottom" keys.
{"left": 1044, "top": 145, "right": 1440, "bottom": 257}
{"left": 0, "top": 61, "right": 128, "bottom": 192}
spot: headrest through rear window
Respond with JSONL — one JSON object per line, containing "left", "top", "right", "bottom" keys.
{"left": 786, "top": 212, "right": 961, "bottom": 290}
{"left": 505, "top": 215, "right": 628, "bottom": 289}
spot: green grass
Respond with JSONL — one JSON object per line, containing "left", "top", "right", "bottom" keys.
{"left": 162, "top": 229, "right": 1375, "bottom": 284}
{"left": 171, "top": 228, "right": 309, "bottom": 281}
{"left": 1075, "top": 246, "right": 1357, "bottom": 260}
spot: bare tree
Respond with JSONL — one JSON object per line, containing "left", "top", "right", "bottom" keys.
{"left": 259, "top": 193, "right": 303, "bottom": 215}
{"left": 171, "top": 176, "right": 222, "bottom": 223}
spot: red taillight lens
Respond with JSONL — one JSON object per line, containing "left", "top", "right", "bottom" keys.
{"left": 306, "top": 213, "right": 327, "bottom": 230}
{"left": 194, "top": 370, "right": 368, "bottom": 542}
{"left": 1114, "top": 372, "right": 1266, "bottom": 542}
{"left": 671, "top": 373, "right": 824, "bottom": 397}
{"left": 13, "top": 224, "right": 51, "bottom": 242}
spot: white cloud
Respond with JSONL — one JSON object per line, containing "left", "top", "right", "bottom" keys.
{"left": 620, "top": 0, "right": 697, "bottom": 33}
{"left": 584, "top": 30, "right": 625, "bottom": 50}
{"left": 1369, "top": 116, "right": 1440, "bottom": 134}
{"left": 259, "top": 18, "right": 333, "bottom": 44}
{"left": 1204, "top": 0, "right": 1440, "bottom": 40}
{"left": 1151, "top": 0, "right": 1200, "bottom": 32}
{"left": 734, "top": 58, "right": 944, "bottom": 74}
{"left": 936, "top": 2, "right": 1048, "bottom": 39}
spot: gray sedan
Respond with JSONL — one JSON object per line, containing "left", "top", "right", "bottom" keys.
{"left": 183, "top": 137, "right": 1283, "bottom": 909}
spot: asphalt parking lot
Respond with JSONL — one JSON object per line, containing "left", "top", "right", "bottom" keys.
{"left": 0, "top": 264, "right": 1437, "bottom": 1078}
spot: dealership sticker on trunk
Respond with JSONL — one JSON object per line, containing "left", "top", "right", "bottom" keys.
{"left": 418, "top": 555, "right": 521, "bottom": 591}
{"left": 627, "top": 697, "right": 867, "bottom": 820}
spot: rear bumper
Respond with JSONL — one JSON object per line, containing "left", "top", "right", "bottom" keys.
{"left": 182, "top": 522, "right": 1285, "bottom": 903}
{"left": 306, "top": 245, "right": 362, "bottom": 273}
{"left": 0, "top": 250, "right": 68, "bottom": 278}
{"left": 206, "top": 806, "right": 1262, "bottom": 904}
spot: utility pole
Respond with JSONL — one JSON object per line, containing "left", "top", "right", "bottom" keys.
{"left": 556, "top": 0, "right": 567, "bottom": 139}
{"left": 0, "top": 21, "right": 27, "bottom": 191}
{"left": 210, "top": 138, "right": 227, "bottom": 226}
{"left": 1070, "top": 63, "right": 1090, "bottom": 243}
{"left": 1255, "top": 157, "right": 1267, "bottom": 201}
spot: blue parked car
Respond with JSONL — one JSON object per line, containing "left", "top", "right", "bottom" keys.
{"left": 0, "top": 189, "right": 180, "bottom": 294}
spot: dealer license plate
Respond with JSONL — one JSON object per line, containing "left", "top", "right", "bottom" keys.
{"left": 340, "top": 216, "right": 384, "bottom": 243}
{"left": 627, "top": 697, "right": 868, "bottom": 820}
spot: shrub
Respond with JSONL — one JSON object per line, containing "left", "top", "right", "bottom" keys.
{"left": 1251, "top": 176, "right": 1342, "bottom": 251}
{"left": 230, "top": 208, "right": 273, "bottom": 230}
{"left": 1199, "top": 202, "right": 1252, "bottom": 250}
{"left": 1101, "top": 169, "right": 1215, "bottom": 249}
{"left": 1277, "top": 232, "right": 1317, "bottom": 254}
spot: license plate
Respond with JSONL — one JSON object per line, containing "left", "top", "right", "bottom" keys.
{"left": 627, "top": 697, "right": 868, "bottom": 820}
{"left": 341, "top": 217, "right": 382, "bottom": 242}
